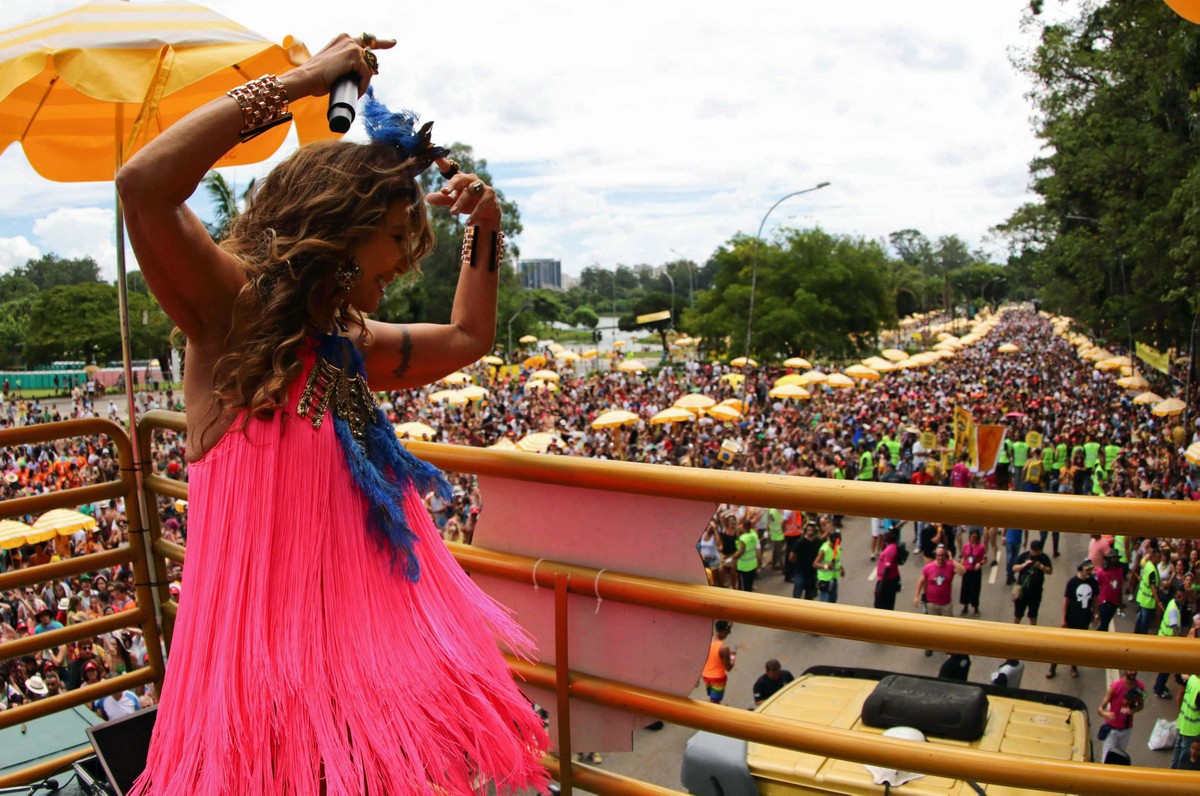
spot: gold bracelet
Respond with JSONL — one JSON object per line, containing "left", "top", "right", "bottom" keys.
{"left": 460, "top": 227, "right": 505, "bottom": 272}
{"left": 227, "top": 75, "right": 293, "bottom": 143}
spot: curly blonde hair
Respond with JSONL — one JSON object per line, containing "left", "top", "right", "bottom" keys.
{"left": 211, "top": 140, "right": 435, "bottom": 419}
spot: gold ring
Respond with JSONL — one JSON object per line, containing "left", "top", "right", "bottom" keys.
{"left": 359, "top": 32, "right": 378, "bottom": 48}
{"left": 468, "top": 180, "right": 485, "bottom": 196}
{"left": 362, "top": 48, "right": 380, "bottom": 75}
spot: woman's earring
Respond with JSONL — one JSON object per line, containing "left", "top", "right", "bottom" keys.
{"left": 336, "top": 260, "right": 362, "bottom": 291}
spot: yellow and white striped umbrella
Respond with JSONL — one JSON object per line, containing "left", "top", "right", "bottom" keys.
{"left": 1152, "top": 397, "right": 1186, "bottom": 417}
{"left": 825, "top": 373, "right": 856, "bottom": 389}
{"left": 649, "top": 407, "right": 694, "bottom": 425}
{"left": 1132, "top": 391, "right": 1163, "bottom": 405}
{"left": 782, "top": 356, "right": 812, "bottom": 369}
{"left": 442, "top": 371, "right": 473, "bottom": 385}
{"left": 0, "top": 1, "right": 338, "bottom": 182}
{"left": 458, "top": 384, "right": 489, "bottom": 401}
{"left": 880, "top": 348, "right": 908, "bottom": 362}
{"left": 0, "top": 520, "right": 38, "bottom": 550}
{"left": 31, "top": 508, "right": 97, "bottom": 538}
{"left": 395, "top": 422, "right": 438, "bottom": 441}
{"left": 706, "top": 404, "right": 743, "bottom": 422}
{"left": 590, "top": 409, "right": 639, "bottom": 429}
{"left": 480, "top": 355, "right": 505, "bottom": 366}
{"left": 530, "top": 369, "right": 560, "bottom": 382}
{"left": 729, "top": 356, "right": 758, "bottom": 368}
{"left": 768, "top": 383, "right": 811, "bottom": 400}
{"left": 616, "top": 358, "right": 647, "bottom": 373}
{"left": 428, "top": 389, "right": 468, "bottom": 406}
{"left": 844, "top": 364, "right": 881, "bottom": 381}
{"left": 516, "top": 432, "right": 565, "bottom": 453}
{"left": 1186, "top": 441, "right": 1200, "bottom": 467}
{"left": 673, "top": 393, "right": 716, "bottom": 412}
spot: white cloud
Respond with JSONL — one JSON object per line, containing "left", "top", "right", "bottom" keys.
{"left": 0, "top": 0, "right": 1058, "bottom": 277}
{"left": 32, "top": 208, "right": 118, "bottom": 280}
{"left": 0, "top": 236, "right": 40, "bottom": 274}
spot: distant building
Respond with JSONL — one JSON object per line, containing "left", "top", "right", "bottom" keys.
{"left": 520, "top": 258, "right": 562, "bottom": 290}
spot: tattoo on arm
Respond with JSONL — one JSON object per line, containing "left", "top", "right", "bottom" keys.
{"left": 391, "top": 326, "right": 413, "bottom": 379}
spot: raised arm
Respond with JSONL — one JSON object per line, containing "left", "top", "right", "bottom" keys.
{"left": 115, "top": 35, "right": 381, "bottom": 343}
{"left": 358, "top": 164, "right": 502, "bottom": 390}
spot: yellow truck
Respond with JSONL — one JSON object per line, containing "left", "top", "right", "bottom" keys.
{"left": 681, "top": 666, "right": 1091, "bottom": 795}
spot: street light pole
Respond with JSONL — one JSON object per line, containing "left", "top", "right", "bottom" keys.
{"left": 744, "top": 181, "right": 831, "bottom": 359}
{"left": 669, "top": 248, "right": 696, "bottom": 308}
{"left": 507, "top": 299, "right": 534, "bottom": 360}
{"left": 663, "top": 270, "right": 675, "bottom": 327}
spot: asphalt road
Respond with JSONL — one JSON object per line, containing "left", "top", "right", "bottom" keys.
{"left": 585, "top": 515, "right": 1183, "bottom": 792}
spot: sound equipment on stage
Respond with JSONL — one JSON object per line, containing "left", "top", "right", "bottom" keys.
{"left": 72, "top": 706, "right": 157, "bottom": 795}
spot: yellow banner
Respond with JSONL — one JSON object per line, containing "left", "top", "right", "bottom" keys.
{"left": 953, "top": 406, "right": 974, "bottom": 459}
{"left": 1136, "top": 342, "right": 1171, "bottom": 374}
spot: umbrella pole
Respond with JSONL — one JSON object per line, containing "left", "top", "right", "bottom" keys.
{"left": 114, "top": 107, "right": 167, "bottom": 677}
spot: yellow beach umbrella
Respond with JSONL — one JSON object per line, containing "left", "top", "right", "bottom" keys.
{"left": 612, "top": 340, "right": 627, "bottom": 348}
{"left": 581, "top": 349, "right": 599, "bottom": 359}
{"left": 719, "top": 373, "right": 745, "bottom": 387}
{"left": 516, "top": 432, "right": 565, "bottom": 453}
{"left": 649, "top": 407, "right": 695, "bottom": 425}
{"left": 547, "top": 343, "right": 564, "bottom": 354}
{"left": 395, "top": 422, "right": 438, "bottom": 441}
{"left": 1152, "top": 397, "right": 1186, "bottom": 417}
{"left": 801, "top": 369, "right": 827, "bottom": 384}
{"left": 769, "top": 383, "right": 812, "bottom": 400}
{"left": 174, "top": 499, "right": 188, "bottom": 513}
{"left": 1132, "top": 391, "right": 1163, "bottom": 405}
{"left": 718, "top": 398, "right": 749, "bottom": 413}
{"left": 518, "top": 335, "right": 538, "bottom": 344}
{"left": 617, "top": 358, "right": 647, "bottom": 373}
{"left": 729, "top": 356, "right": 758, "bottom": 368}
{"left": 442, "top": 371, "right": 473, "bottom": 385}
{"left": 1186, "top": 441, "right": 1200, "bottom": 467}
{"left": 1115, "top": 373, "right": 1150, "bottom": 391}
{"left": 707, "top": 404, "right": 743, "bottom": 422}
{"left": 862, "top": 357, "right": 895, "bottom": 372}
{"left": 591, "top": 409, "right": 639, "bottom": 429}
{"left": 1097, "top": 355, "right": 1132, "bottom": 371}
{"left": 774, "top": 373, "right": 807, "bottom": 387}
{"left": 997, "top": 343, "right": 1020, "bottom": 353}
{"left": 31, "top": 508, "right": 97, "bottom": 539}
{"left": 881, "top": 348, "right": 908, "bottom": 362}
{"left": 0, "top": 1, "right": 338, "bottom": 184}
{"left": 844, "top": 364, "right": 881, "bottom": 381}
{"left": 481, "top": 355, "right": 505, "bottom": 366}
{"left": 530, "top": 369, "right": 560, "bottom": 382}
{"left": 0, "top": 520, "right": 37, "bottom": 550}
{"left": 488, "top": 437, "right": 519, "bottom": 450}
{"left": 522, "top": 354, "right": 547, "bottom": 368}
{"left": 825, "top": 373, "right": 855, "bottom": 389}
{"left": 458, "top": 385, "right": 489, "bottom": 401}
{"left": 674, "top": 393, "right": 716, "bottom": 412}
{"left": 782, "top": 357, "right": 812, "bottom": 369}
{"left": 526, "top": 379, "right": 559, "bottom": 392}
{"left": 427, "top": 389, "right": 468, "bottom": 406}
{"left": 556, "top": 350, "right": 580, "bottom": 362}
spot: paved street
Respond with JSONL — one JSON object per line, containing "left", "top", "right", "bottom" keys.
{"left": 586, "top": 515, "right": 1182, "bottom": 792}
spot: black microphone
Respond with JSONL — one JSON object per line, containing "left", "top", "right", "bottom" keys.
{"left": 327, "top": 74, "right": 359, "bottom": 133}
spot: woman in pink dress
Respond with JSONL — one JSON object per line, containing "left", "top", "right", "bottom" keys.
{"left": 117, "top": 33, "right": 548, "bottom": 795}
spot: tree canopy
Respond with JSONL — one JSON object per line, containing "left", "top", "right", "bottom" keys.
{"left": 998, "top": 0, "right": 1200, "bottom": 350}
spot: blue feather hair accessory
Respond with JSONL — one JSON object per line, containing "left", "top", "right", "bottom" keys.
{"left": 360, "top": 86, "right": 450, "bottom": 174}
{"left": 307, "top": 332, "right": 453, "bottom": 581}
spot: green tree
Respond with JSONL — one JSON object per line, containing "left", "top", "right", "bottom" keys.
{"left": 568, "top": 305, "right": 599, "bottom": 329}
{"left": 684, "top": 228, "right": 891, "bottom": 360}
{"left": 26, "top": 282, "right": 123, "bottom": 364}
{"left": 13, "top": 253, "right": 100, "bottom": 290}
{"left": 201, "top": 170, "right": 255, "bottom": 242}
{"left": 1008, "top": 0, "right": 1200, "bottom": 349}
{"left": 0, "top": 295, "right": 34, "bottom": 368}
{"left": 0, "top": 271, "right": 37, "bottom": 303}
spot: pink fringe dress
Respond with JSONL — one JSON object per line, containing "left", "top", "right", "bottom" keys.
{"left": 132, "top": 350, "right": 549, "bottom": 795}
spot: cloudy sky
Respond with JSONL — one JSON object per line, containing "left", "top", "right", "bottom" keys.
{"left": 0, "top": 0, "right": 1074, "bottom": 281}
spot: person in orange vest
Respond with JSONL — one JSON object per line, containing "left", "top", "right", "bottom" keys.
{"left": 701, "top": 620, "right": 735, "bottom": 703}
{"left": 781, "top": 509, "right": 806, "bottom": 583}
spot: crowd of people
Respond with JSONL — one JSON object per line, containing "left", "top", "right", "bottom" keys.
{"left": 1, "top": 306, "right": 1198, "bottom": 766}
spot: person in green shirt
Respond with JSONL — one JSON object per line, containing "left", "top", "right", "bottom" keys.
{"left": 876, "top": 433, "right": 900, "bottom": 466}
{"left": 765, "top": 507, "right": 785, "bottom": 572}
{"left": 1011, "top": 438, "right": 1029, "bottom": 489}
{"left": 814, "top": 531, "right": 845, "bottom": 604}
{"left": 1153, "top": 585, "right": 1186, "bottom": 698}
{"left": 1172, "top": 673, "right": 1200, "bottom": 770}
{"left": 731, "top": 522, "right": 760, "bottom": 592}
{"left": 1134, "top": 547, "right": 1164, "bottom": 635}
{"left": 856, "top": 444, "right": 875, "bottom": 481}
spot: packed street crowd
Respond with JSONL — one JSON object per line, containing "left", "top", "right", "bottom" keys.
{"left": 1, "top": 307, "right": 1198, "bottom": 766}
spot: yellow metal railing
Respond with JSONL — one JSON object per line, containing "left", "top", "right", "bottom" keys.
{"left": 2, "top": 411, "right": 1199, "bottom": 794}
